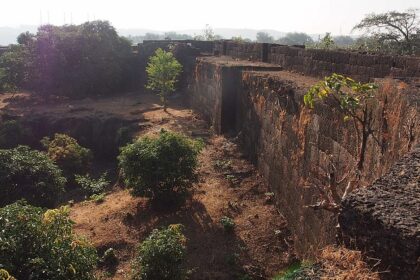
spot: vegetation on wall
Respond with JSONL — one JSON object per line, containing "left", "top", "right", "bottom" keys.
{"left": 0, "top": 201, "right": 98, "bottom": 280}
{"left": 118, "top": 130, "right": 203, "bottom": 204}
{"left": 304, "top": 73, "right": 378, "bottom": 212}
{"left": 0, "top": 146, "right": 66, "bottom": 207}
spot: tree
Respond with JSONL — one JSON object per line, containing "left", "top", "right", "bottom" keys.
{"left": 231, "top": 36, "right": 251, "bottom": 43}
{"left": 163, "top": 32, "right": 193, "bottom": 40}
{"left": 0, "top": 45, "right": 28, "bottom": 92}
{"left": 333, "top": 35, "right": 355, "bottom": 47}
{"left": 146, "top": 48, "right": 182, "bottom": 111}
{"left": 256, "top": 32, "right": 274, "bottom": 43}
{"left": 276, "top": 32, "right": 314, "bottom": 45}
{"left": 16, "top": 31, "right": 34, "bottom": 45}
{"left": 143, "top": 32, "right": 163, "bottom": 40}
{"left": 319, "top": 32, "right": 335, "bottom": 49}
{"left": 203, "top": 24, "right": 215, "bottom": 41}
{"left": 1, "top": 21, "right": 134, "bottom": 97}
{"left": 353, "top": 9, "right": 420, "bottom": 54}
{"left": 304, "top": 74, "right": 378, "bottom": 212}
{"left": 118, "top": 130, "right": 203, "bottom": 205}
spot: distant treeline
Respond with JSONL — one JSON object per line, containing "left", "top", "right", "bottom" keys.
{"left": 126, "top": 30, "right": 358, "bottom": 48}
{"left": 127, "top": 32, "right": 194, "bottom": 43}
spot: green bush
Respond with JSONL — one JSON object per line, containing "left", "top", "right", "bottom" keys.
{"left": 0, "top": 120, "right": 31, "bottom": 149}
{"left": 132, "top": 225, "right": 186, "bottom": 280}
{"left": 0, "top": 269, "right": 16, "bottom": 280}
{"left": 75, "top": 172, "right": 109, "bottom": 196}
{"left": 118, "top": 130, "right": 203, "bottom": 204}
{"left": 220, "top": 216, "right": 235, "bottom": 233}
{"left": 0, "top": 201, "right": 98, "bottom": 280}
{"left": 42, "top": 134, "right": 92, "bottom": 180}
{"left": 272, "top": 262, "right": 317, "bottom": 280}
{"left": 88, "top": 193, "right": 106, "bottom": 203}
{"left": 0, "top": 146, "right": 66, "bottom": 207}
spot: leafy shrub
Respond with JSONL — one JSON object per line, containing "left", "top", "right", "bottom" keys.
{"left": 88, "top": 193, "right": 106, "bottom": 204}
{"left": 75, "top": 172, "right": 109, "bottom": 196}
{"left": 220, "top": 216, "right": 235, "bottom": 233}
{"left": 118, "top": 130, "right": 203, "bottom": 204}
{"left": 0, "top": 201, "right": 98, "bottom": 280}
{"left": 0, "top": 120, "right": 31, "bottom": 149}
{"left": 42, "top": 134, "right": 92, "bottom": 179}
{"left": 0, "top": 269, "right": 16, "bottom": 280}
{"left": 272, "top": 262, "right": 320, "bottom": 280}
{"left": 132, "top": 224, "right": 186, "bottom": 280}
{"left": 0, "top": 146, "right": 66, "bottom": 207}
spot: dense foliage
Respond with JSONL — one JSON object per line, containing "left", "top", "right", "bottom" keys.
{"left": 42, "top": 134, "right": 92, "bottom": 180}
{"left": 146, "top": 48, "right": 182, "bottom": 110}
{"left": 0, "top": 45, "right": 28, "bottom": 92}
{"left": 256, "top": 32, "right": 274, "bottom": 43}
{"left": 75, "top": 172, "right": 109, "bottom": 196}
{"left": 0, "top": 21, "right": 134, "bottom": 97}
{"left": 0, "top": 120, "right": 31, "bottom": 149}
{"left": 0, "top": 146, "right": 66, "bottom": 207}
{"left": 132, "top": 225, "right": 186, "bottom": 280}
{"left": 118, "top": 130, "right": 203, "bottom": 203}
{"left": 0, "top": 201, "right": 98, "bottom": 280}
{"left": 277, "top": 32, "right": 314, "bottom": 46}
{"left": 0, "top": 269, "right": 16, "bottom": 280}
{"left": 304, "top": 73, "right": 377, "bottom": 118}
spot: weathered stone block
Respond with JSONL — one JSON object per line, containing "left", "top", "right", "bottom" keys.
{"left": 339, "top": 146, "right": 420, "bottom": 280}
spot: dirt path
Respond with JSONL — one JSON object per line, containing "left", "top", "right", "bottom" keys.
{"left": 69, "top": 93, "right": 294, "bottom": 280}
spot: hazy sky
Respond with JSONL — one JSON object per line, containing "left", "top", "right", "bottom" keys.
{"left": 1, "top": 0, "right": 419, "bottom": 34}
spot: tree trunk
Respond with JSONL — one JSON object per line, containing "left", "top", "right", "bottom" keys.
{"left": 357, "top": 129, "right": 369, "bottom": 171}
{"left": 163, "top": 95, "right": 167, "bottom": 112}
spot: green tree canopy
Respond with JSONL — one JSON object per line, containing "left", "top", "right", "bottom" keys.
{"left": 353, "top": 9, "right": 420, "bottom": 54}
{"left": 146, "top": 48, "right": 182, "bottom": 110}
{"left": 0, "top": 20, "right": 134, "bottom": 97}
{"left": 276, "top": 32, "right": 314, "bottom": 45}
{"left": 256, "top": 32, "right": 274, "bottom": 43}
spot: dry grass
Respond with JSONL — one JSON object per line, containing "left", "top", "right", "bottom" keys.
{"left": 318, "top": 246, "right": 380, "bottom": 280}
